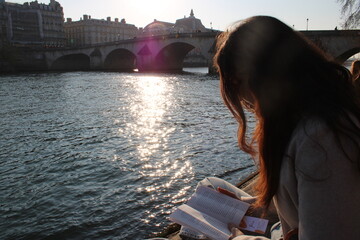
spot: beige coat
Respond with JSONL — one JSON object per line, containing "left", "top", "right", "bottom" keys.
{"left": 235, "top": 117, "right": 360, "bottom": 240}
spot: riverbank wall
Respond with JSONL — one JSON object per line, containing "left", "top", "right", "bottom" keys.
{"left": 0, "top": 45, "right": 48, "bottom": 73}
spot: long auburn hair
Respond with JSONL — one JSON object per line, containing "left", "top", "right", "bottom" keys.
{"left": 214, "top": 16, "right": 360, "bottom": 209}
{"left": 351, "top": 60, "right": 360, "bottom": 81}
{"left": 351, "top": 60, "right": 360, "bottom": 92}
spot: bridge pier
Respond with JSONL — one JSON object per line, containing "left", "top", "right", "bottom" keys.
{"left": 89, "top": 49, "right": 103, "bottom": 70}
{"left": 208, "top": 62, "right": 217, "bottom": 74}
{"left": 136, "top": 55, "right": 152, "bottom": 72}
{"left": 90, "top": 56, "right": 103, "bottom": 70}
{"left": 136, "top": 57, "right": 184, "bottom": 72}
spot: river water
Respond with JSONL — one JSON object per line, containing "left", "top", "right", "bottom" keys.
{"left": 0, "top": 68, "right": 256, "bottom": 239}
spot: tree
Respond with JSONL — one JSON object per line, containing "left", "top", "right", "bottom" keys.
{"left": 337, "top": 0, "right": 360, "bottom": 29}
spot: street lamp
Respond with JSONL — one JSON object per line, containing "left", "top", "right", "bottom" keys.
{"left": 306, "top": 18, "right": 309, "bottom": 31}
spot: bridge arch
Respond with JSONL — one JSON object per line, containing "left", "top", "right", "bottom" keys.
{"left": 51, "top": 54, "right": 90, "bottom": 71}
{"left": 104, "top": 48, "right": 136, "bottom": 71}
{"left": 336, "top": 47, "right": 360, "bottom": 63}
{"left": 153, "top": 42, "right": 195, "bottom": 71}
{"left": 302, "top": 30, "right": 360, "bottom": 64}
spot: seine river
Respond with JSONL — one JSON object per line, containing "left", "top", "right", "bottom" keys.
{"left": 0, "top": 68, "right": 256, "bottom": 239}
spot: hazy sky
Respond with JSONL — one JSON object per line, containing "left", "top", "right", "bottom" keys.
{"left": 11, "top": 0, "right": 343, "bottom": 31}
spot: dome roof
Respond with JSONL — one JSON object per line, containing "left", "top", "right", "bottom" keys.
{"left": 174, "top": 10, "right": 207, "bottom": 32}
{"left": 144, "top": 20, "right": 174, "bottom": 31}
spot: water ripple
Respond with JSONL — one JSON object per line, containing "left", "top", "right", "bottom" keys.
{"left": 0, "top": 71, "right": 255, "bottom": 239}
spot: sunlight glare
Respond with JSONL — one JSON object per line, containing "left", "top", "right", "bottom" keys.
{"left": 127, "top": 75, "right": 174, "bottom": 163}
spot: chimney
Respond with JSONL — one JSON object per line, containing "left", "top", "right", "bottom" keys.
{"left": 115, "top": 18, "right": 119, "bottom": 22}
{"left": 83, "top": 14, "right": 88, "bottom": 20}
{"left": 107, "top": 17, "right": 111, "bottom": 21}
{"left": 66, "top": 18, "right": 72, "bottom": 23}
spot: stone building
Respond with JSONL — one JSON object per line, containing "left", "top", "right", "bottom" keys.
{"left": 0, "top": 1, "right": 7, "bottom": 47}
{"left": 173, "top": 9, "right": 209, "bottom": 33}
{"left": 64, "top": 15, "right": 138, "bottom": 46}
{"left": 0, "top": 0, "right": 65, "bottom": 47}
{"left": 140, "top": 20, "right": 175, "bottom": 37}
{"left": 40, "top": 0, "right": 65, "bottom": 47}
{"left": 139, "top": 9, "right": 211, "bottom": 37}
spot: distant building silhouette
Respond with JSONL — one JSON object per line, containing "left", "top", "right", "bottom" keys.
{"left": 139, "top": 9, "right": 211, "bottom": 37}
{"left": 140, "top": 19, "right": 175, "bottom": 37}
{"left": 64, "top": 15, "right": 138, "bottom": 46}
{"left": 0, "top": 0, "right": 65, "bottom": 47}
{"left": 174, "top": 9, "right": 209, "bottom": 33}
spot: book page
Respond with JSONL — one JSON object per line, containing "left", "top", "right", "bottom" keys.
{"left": 179, "top": 226, "right": 207, "bottom": 239}
{"left": 169, "top": 204, "right": 230, "bottom": 240}
{"left": 187, "top": 186, "right": 250, "bottom": 225}
{"left": 239, "top": 216, "right": 269, "bottom": 234}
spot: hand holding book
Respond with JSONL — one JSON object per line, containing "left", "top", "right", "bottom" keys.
{"left": 169, "top": 186, "right": 268, "bottom": 240}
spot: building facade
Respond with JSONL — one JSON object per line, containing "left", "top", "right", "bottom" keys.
{"left": 64, "top": 15, "right": 138, "bottom": 46}
{"left": 0, "top": 1, "right": 7, "bottom": 47}
{"left": 0, "top": 0, "right": 65, "bottom": 47}
{"left": 40, "top": 0, "right": 65, "bottom": 47}
{"left": 173, "top": 9, "right": 209, "bottom": 33}
{"left": 139, "top": 9, "right": 211, "bottom": 37}
{"left": 140, "top": 20, "right": 175, "bottom": 37}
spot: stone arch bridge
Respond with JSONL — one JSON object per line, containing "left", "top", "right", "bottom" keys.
{"left": 40, "top": 30, "right": 360, "bottom": 72}
{"left": 42, "top": 32, "right": 217, "bottom": 72}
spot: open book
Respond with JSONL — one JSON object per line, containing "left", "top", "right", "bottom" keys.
{"left": 169, "top": 186, "right": 268, "bottom": 240}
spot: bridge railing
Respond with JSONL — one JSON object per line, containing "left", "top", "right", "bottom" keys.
{"left": 41, "top": 31, "right": 222, "bottom": 51}
{"left": 300, "top": 30, "right": 360, "bottom": 36}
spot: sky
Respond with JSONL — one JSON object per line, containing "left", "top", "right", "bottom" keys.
{"left": 10, "top": 0, "right": 344, "bottom": 31}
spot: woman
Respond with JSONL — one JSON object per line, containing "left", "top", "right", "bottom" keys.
{"left": 351, "top": 60, "right": 360, "bottom": 93}
{"left": 211, "top": 16, "right": 360, "bottom": 239}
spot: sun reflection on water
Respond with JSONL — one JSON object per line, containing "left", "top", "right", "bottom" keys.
{"left": 118, "top": 75, "right": 195, "bottom": 229}
{"left": 127, "top": 75, "right": 173, "bottom": 162}
{"left": 123, "top": 75, "right": 194, "bottom": 179}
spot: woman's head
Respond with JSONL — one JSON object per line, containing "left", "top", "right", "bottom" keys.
{"left": 214, "top": 16, "right": 358, "bottom": 208}
{"left": 215, "top": 16, "right": 342, "bottom": 121}
{"left": 215, "top": 16, "right": 336, "bottom": 152}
